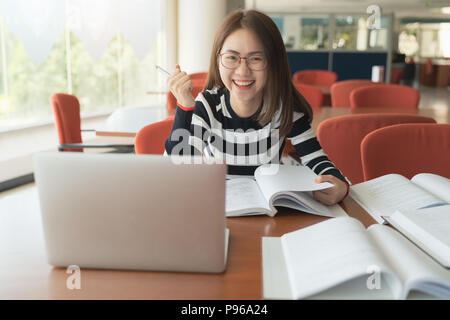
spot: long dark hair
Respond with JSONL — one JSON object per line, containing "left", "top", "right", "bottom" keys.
{"left": 205, "top": 9, "right": 313, "bottom": 137}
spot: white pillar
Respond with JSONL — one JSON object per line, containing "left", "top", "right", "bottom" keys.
{"left": 162, "top": 0, "right": 178, "bottom": 72}
{"left": 177, "top": 0, "right": 227, "bottom": 73}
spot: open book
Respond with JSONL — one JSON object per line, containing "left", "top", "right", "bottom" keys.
{"left": 225, "top": 164, "right": 347, "bottom": 218}
{"left": 385, "top": 204, "right": 450, "bottom": 268}
{"left": 350, "top": 173, "right": 450, "bottom": 224}
{"left": 262, "top": 217, "right": 450, "bottom": 300}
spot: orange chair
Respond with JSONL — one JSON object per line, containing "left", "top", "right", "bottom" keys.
{"left": 330, "top": 80, "right": 376, "bottom": 108}
{"left": 293, "top": 82, "right": 323, "bottom": 109}
{"left": 50, "top": 93, "right": 134, "bottom": 152}
{"left": 361, "top": 123, "right": 450, "bottom": 181}
{"left": 134, "top": 116, "right": 174, "bottom": 154}
{"left": 350, "top": 84, "right": 420, "bottom": 109}
{"left": 390, "top": 68, "right": 403, "bottom": 84}
{"left": 189, "top": 72, "right": 208, "bottom": 86}
{"left": 283, "top": 83, "right": 321, "bottom": 156}
{"left": 425, "top": 58, "right": 433, "bottom": 75}
{"left": 166, "top": 85, "right": 204, "bottom": 115}
{"left": 292, "top": 70, "right": 337, "bottom": 86}
{"left": 317, "top": 114, "right": 436, "bottom": 184}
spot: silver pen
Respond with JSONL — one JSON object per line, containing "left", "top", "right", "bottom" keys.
{"left": 156, "top": 65, "right": 171, "bottom": 76}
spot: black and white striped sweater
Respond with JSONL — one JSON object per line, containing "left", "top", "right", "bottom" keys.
{"left": 165, "top": 87, "right": 345, "bottom": 181}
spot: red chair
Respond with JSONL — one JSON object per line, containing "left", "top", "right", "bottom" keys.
{"left": 293, "top": 82, "right": 323, "bottom": 109}
{"left": 166, "top": 85, "right": 204, "bottom": 115}
{"left": 317, "top": 114, "right": 436, "bottom": 184}
{"left": 361, "top": 123, "right": 450, "bottom": 181}
{"left": 134, "top": 116, "right": 175, "bottom": 154}
{"left": 50, "top": 93, "right": 134, "bottom": 153}
{"left": 283, "top": 83, "right": 321, "bottom": 155}
{"left": 390, "top": 68, "right": 403, "bottom": 84}
{"left": 350, "top": 84, "right": 420, "bottom": 109}
{"left": 425, "top": 58, "right": 433, "bottom": 75}
{"left": 189, "top": 72, "right": 208, "bottom": 86}
{"left": 330, "top": 80, "right": 376, "bottom": 108}
{"left": 292, "top": 70, "right": 337, "bottom": 86}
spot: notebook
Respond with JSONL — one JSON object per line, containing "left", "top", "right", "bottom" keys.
{"left": 33, "top": 152, "right": 229, "bottom": 273}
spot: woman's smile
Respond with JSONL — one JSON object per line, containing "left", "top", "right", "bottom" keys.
{"left": 232, "top": 79, "right": 256, "bottom": 89}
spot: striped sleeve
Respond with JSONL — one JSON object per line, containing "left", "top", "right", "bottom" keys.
{"left": 287, "top": 112, "right": 346, "bottom": 182}
{"left": 164, "top": 94, "right": 211, "bottom": 156}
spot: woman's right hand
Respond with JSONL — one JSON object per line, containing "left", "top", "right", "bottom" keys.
{"left": 166, "top": 65, "right": 196, "bottom": 109}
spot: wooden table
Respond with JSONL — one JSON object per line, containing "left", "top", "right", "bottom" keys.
{"left": 0, "top": 184, "right": 375, "bottom": 299}
{"left": 95, "top": 105, "right": 168, "bottom": 138}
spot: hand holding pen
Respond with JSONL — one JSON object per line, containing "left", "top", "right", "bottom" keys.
{"left": 157, "top": 64, "right": 195, "bottom": 109}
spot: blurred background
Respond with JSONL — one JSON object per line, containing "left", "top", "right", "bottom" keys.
{"left": 0, "top": 0, "right": 449, "bottom": 187}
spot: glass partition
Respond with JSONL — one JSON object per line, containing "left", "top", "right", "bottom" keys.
{"left": 269, "top": 13, "right": 389, "bottom": 52}
{"left": 268, "top": 14, "right": 330, "bottom": 50}
{"left": 399, "top": 22, "right": 450, "bottom": 60}
{"left": 419, "top": 23, "right": 450, "bottom": 58}
{"left": 301, "top": 17, "right": 329, "bottom": 50}
{"left": 334, "top": 15, "right": 388, "bottom": 50}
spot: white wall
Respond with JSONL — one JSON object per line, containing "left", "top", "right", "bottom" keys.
{"left": 177, "top": 0, "right": 227, "bottom": 73}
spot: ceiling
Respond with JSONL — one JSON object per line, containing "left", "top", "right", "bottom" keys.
{"left": 250, "top": 0, "right": 450, "bottom": 19}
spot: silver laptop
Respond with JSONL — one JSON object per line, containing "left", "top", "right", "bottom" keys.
{"left": 33, "top": 152, "right": 228, "bottom": 273}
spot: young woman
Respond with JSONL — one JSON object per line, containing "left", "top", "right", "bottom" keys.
{"left": 165, "top": 10, "right": 348, "bottom": 205}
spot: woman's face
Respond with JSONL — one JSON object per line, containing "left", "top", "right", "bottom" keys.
{"left": 219, "top": 28, "right": 267, "bottom": 110}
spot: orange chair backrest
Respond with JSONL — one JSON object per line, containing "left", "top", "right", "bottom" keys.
{"left": 361, "top": 123, "right": 450, "bottom": 181}
{"left": 50, "top": 93, "right": 83, "bottom": 152}
{"left": 135, "top": 116, "right": 174, "bottom": 155}
{"left": 317, "top": 114, "right": 436, "bottom": 184}
{"left": 350, "top": 84, "right": 420, "bottom": 109}
{"left": 390, "top": 68, "right": 403, "bottom": 84}
{"left": 293, "top": 82, "right": 323, "bottom": 109}
{"left": 330, "top": 80, "right": 375, "bottom": 108}
{"left": 293, "top": 70, "right": 337, "bottom": 86}
{"left": 425, "top": 58, "right": 433, "bottom": 75}
{"left": 189, "top": 72, "right": 208, "bottom": 86}
{"left": 166, "top": 85, "right": 204, "bottom": 114}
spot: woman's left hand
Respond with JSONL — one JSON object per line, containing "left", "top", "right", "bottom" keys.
{"left": 313, "top": 175, "right": 348, "bottom": 205}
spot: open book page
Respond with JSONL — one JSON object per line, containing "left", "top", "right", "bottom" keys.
{"left": 386, "top": 205, "right": 450, "bottom": 268}
{"left": 272, "top": 192, "right": 347, "bottom": 217}
{"left": 280, "top": 217, "right": 396, "bottom": 299}
{"left": 254, "top": 164, "right": 333, "bottom": 205}
{"left": 368, "top": 224, "right": 450, "bottom": 299}
{"left": 411, "top": 174, "right": 450, "bottom": 204}
{"left": 225, "top": 178, "right": 272, "bottom": 217}
{"left": 350, "top": 174, "right": 443, "bottom": 224}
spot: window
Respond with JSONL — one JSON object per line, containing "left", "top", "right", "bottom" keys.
{"left": 269, "top": 14, "right": 329, "bottom": 50}
{"left": 0, "top": 21, "right": 68, "bottom": 129}
{"left": 333, "top": 15, "right": 388, "bottom": 50}
{"left": 0, "top": 0, "right": 165, "bottom": 132}
{"left": 334, "top": 15, "right": 359, "bottom": 50}
{"left": 367, "top": 17, "right": 389, "bottom": 50}
{"left": 419, "top": 23, "right": 450, "bottom": 58}
{"left": 399, "top": 22, "right": 450, "bottom": 59}
{"left": 300, "top": 17, "right": 329, "bottom": 50}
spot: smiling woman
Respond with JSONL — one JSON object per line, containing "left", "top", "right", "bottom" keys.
{"left": 165, "top": 9, "right": 349, "bottom": 206}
